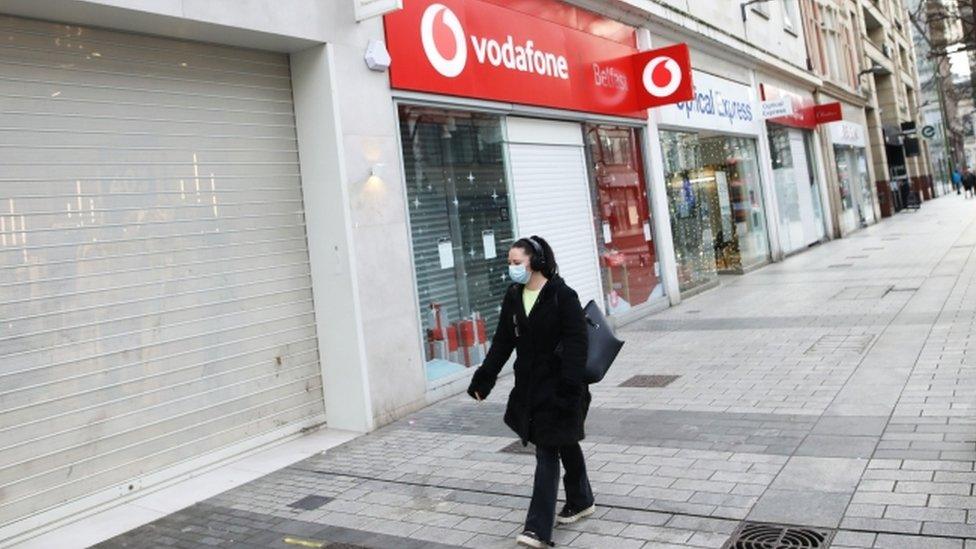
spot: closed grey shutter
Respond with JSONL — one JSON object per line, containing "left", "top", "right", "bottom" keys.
{"left": 506, "top": 118, "right": 604, "bottom": 312}
{"left": 0, "top": 15, "right": 324, "bottom": 532}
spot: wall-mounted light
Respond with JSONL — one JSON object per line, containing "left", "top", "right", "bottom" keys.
{"left": 366, "top": 163, "right": 386, "bottom": 189}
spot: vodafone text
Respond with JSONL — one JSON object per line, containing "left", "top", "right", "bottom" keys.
{"left": 470, "top": 35, "right": 570, "bottom": 80}
{"left": 676, "top": 88, "right": 754, "bottom": 125}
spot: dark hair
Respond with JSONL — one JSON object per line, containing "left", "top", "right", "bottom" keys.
{"left": 512, "top": 235, "right": 559, "bottom": 278}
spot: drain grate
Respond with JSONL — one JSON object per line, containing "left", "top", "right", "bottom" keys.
{"left": 288, "top": 495, "right": 333, "bottom": 510}
{"left": 845, "top": 255, "right": 869, "bottom": 259}
{"left": 500, "top": 440, "right": 535, "bottom": 455}
{"left": 619, "top": 375, "right": 681, "bottom": 388}
{"left": 827, "top": 263, "right": 853, "bottom": 269}
{"left": 722, "top": 521, "right": 833, "bottom": 549}
{"left": 805, "top": 334, "right": 874, "bottom": 356}
{"left": 862, "top": 246, "right": 884, "bottom": 251}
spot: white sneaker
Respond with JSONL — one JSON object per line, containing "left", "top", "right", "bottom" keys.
{"left": 555, "top": 504, "right": 595, "bottom": 524}
{"left": 516, "top": 531, "right": 547, "bottom": 548}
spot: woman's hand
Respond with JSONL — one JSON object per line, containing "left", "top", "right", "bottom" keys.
{"left": 467, "top": 384, "right": 486, "bottom": 401}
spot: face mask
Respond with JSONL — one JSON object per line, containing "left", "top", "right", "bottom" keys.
{"left": 508, "top": 264, "right": 530, "bottom": 284}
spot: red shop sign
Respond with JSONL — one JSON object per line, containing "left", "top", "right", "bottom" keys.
{"left": 384, "top": 0, "right": 693, "bottom": 116}
{"left": 814, "top": 102, "right": 843, "bottom": 124}
{"left": 760, "top": 83, "right": 816, "bottom": 130}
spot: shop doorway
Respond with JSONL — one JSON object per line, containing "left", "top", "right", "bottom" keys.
{"left": 768, "top": 127, "right": 827, "bottom": 254}
{"left": 584, "top": 125, "right": 664, "bottom": 316}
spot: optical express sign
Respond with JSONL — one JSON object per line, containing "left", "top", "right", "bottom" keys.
{"left": 384, "top": 0, "right": 694, "bottom": 116}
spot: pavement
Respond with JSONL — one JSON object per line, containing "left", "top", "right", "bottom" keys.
{"left": 92, "top": 195, "right": 976, "bottom": 549}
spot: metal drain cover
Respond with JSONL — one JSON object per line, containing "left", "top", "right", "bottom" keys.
{"left": 832, "top": 285, "right": 892, "bottom": 300}
{"left": 288, "top": 495, "right": 333, "bottom": 510}
{"left": 619, "top": 375, "right": 680, "bottom": 388}
{"left": 723, "top": 521, "right": 833, "bottom": 549}
{"left": 804, "top": 334, "right": 874, "bottom": 356}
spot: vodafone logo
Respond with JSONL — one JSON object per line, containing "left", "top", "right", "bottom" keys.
{"left": 421, "top": 4, "right": 467, "bottom": 78}
{"left": 642, "top": 55, "right": 683, "bottom": 98}
{"left": 418, "top": 2, "right": 569, "bottom": 80}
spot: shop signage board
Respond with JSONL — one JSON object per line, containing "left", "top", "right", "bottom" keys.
{"left": 828, "top": 121, "right": 867, "bottom": 148}
{"left": 814, "top": 102, "right": 843, "bottom": 124}
{"left": 653, "top": 70, "right": 762, "bottom": 135}
{"left": 760, "top": 83, "right": 816, "bottom": 129}
{"left": 384, "top": 0, "right": 693, "bottom": 116}
{"left": 761, "top": 98, "right": 794, "bottom": 119}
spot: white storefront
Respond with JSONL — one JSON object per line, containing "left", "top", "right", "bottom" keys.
{"left": 826, "top": 120, "right": 876, "bottom": 234}
{"left": 651, "top": 70, "right": 773, "bottom": 293}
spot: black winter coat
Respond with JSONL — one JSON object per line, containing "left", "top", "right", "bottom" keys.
{"left": 467, "top": 275, "right": 591, "bottom": 448}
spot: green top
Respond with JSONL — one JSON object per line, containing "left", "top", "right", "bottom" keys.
{"left": 523, "top": 287, "right": 541, "bottom": 315}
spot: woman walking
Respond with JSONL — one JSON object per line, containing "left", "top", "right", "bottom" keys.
{"left": 468, "top": 236, "right": 594, "bottom": 548}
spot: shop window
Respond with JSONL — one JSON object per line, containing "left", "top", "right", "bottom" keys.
{"left": 398, "top": 106, "right": 513, "bottom": 384}
{"left": 661, "top": 131, "right": 770, "bottom": 291}
{"left": 833, "top": 145, "right": 873, "bottom": 232}
{"left": 768, "top": 126, "right": 828, "bottom": 253}
{"left": 584, "top": 125, "right": 663, "bottom": 315}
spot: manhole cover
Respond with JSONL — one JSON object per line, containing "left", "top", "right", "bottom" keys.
{"left": 805, "top": 334, "right": 874, "bottom": 356}
{"left": 619, "top": 375, "right": 680, "bottom": 388}
{"left": 832, "top": 285, "right": 892, "bottom": 300}
{"left": 288, "top": 495, "right": 333, "bottom": 510}
{"left": 722, "top": 521, "right": 833, "bottom": 549}
{"left": 500, "top": 440, "right": 535, "bottom": 455}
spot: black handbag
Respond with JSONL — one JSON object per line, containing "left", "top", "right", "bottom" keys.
{"left": 580, "top": 300, "right": 624, "bottom": 384}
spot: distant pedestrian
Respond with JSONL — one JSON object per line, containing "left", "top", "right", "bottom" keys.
{"left": 468, "top": 236, "right": 594, "bottom": 548}
{"left": 965, "top": 169, "right": 976, "bottom": 199}
{"left": 952, "top": 168, "right": 962, "bottom": 195}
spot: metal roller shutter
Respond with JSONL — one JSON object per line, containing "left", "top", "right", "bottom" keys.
{"left": 506, "top": 118, "right": 603, "bottom": 311}
{"left": 0, "top": 15, "right": 324, "bottom": 532}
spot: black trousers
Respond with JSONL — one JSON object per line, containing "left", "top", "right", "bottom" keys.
{"left": 524, "top": 443, "right": 594, "bottom": 542}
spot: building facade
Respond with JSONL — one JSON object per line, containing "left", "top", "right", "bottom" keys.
{"left": 860, "top": 0, "right": 935, "bottom": 214}
{"left": 909, "top": 0, "right": 968, "bottom": 195}
{"left": 0, "top": 0, "right": 936, "bottom": 544}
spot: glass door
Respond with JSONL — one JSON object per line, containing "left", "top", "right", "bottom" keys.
{"left": 584, "top": 124, "right": 663, "bottom": 315}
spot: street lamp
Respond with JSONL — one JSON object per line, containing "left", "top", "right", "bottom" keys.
{"left": 858, "top": 63, "right": 891, "bottom": 92}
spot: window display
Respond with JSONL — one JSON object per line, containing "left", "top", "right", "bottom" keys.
{"left": 584, "top": 125, "right": 663, "bottom": 315}
{"left": 768, "top": 126, "right": 827, "bottom": 254}
{"left": 661, "top": 131, "right": 769, "bottom": 292}
{"left": 834, "top": 145, "right": 874, "bottom": 233}
{"left": 398, "top": 106, "right": 514, "bottom": 383}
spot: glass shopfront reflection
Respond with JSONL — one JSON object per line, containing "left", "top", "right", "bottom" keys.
{"left": 398, "top": 105, "right": 513, "bottom": 384}
{"left": 661, "top": 131, "right": 770, "bottom": 292}
{"left": 834, "top": 144, "right": 875, "bottom": 233}
{"left": 584, "top": 124, "right": 663, "bottom": 316}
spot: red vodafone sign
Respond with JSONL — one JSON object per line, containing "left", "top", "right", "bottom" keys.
{"left": 385, "top": 0, "right": 693, "bottom": 116}
{"left": 633, "top": 44, "right": 694, "bottom": 109}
